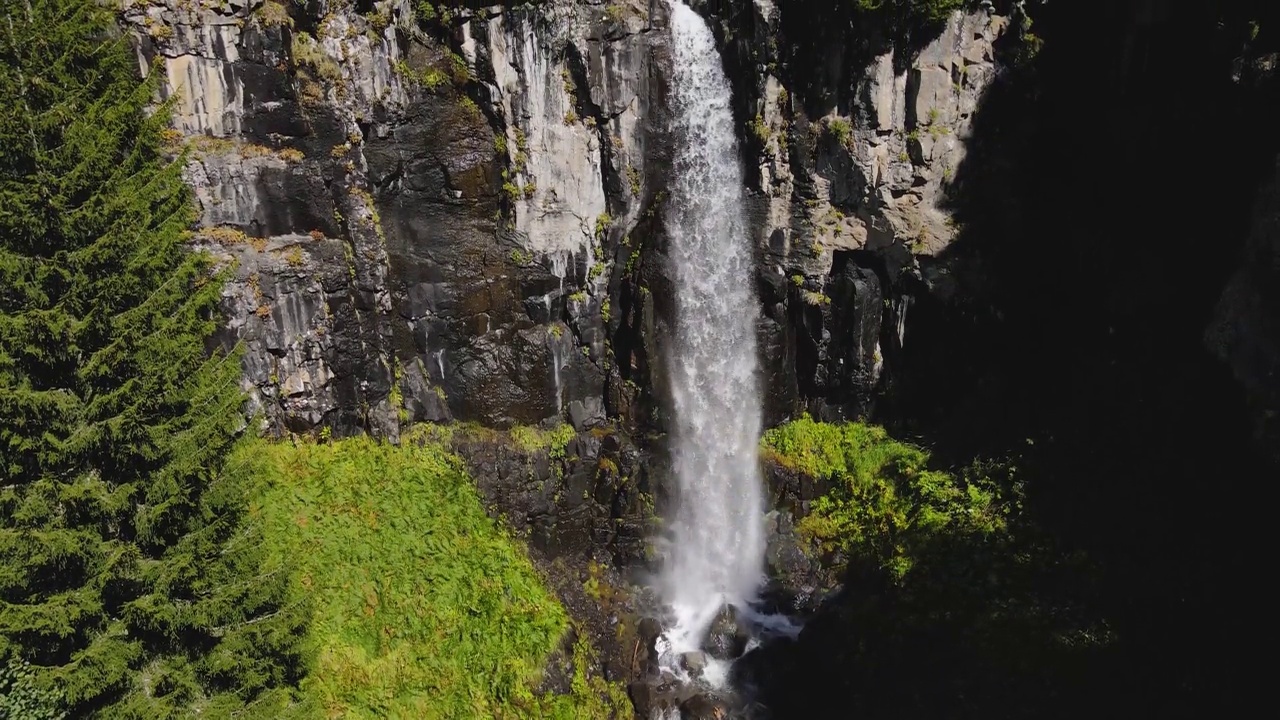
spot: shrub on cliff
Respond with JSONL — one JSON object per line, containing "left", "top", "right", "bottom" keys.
{"left": 0, "top": 0, "right": 303, "bottom": 715}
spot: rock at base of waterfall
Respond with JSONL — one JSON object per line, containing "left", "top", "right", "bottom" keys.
{"left": 679, "top": 650, "right": 709, "bottom": 677}
{"left": 680, "top": 692, "right": 732, "bottom": 720}
{"left": 636, "top": 616, "right": 664, "bottom": 674}
{"left": 701, "top": 604, "right": 751, "bottom": 660}
{"left": 628, "top": 679, "right": 674, "bottom": 719}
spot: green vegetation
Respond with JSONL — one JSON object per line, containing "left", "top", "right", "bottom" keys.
{"left": 291, "top": 32, "right": 342, "bottom": 82}
{"left": 605, "top": 4, "right": 628, "bottom": 24}
{"left": 758, "top": 416, "right": 1107, "bottom": 715}
{"left": 826, "top": 116, "right": 852, "bottom": 146}
{"left": 751, "top": 114, "right": 771, "bottom": 144}
{"left": 852, "top": 0, "right": 965, "bottom": 28}
{"left": 762, "top": 417, "right": 1008, "bottom": 580}
{"left": 0, "top": 659, "right": 65, "bottom": 720}
{"left": 254, "top": 0, "right": 293, "bottom": 27}
{"left": 0, "top": 2, "right": 301, "bottom": 715}
{"left": 237, "top": 437, "right": 628, "bottom": 718}
{"left": 626, "top": 164, "right": 642, "bottom": 196}
{"left": 510, "top": 423, "right": 576, "bottom": 460}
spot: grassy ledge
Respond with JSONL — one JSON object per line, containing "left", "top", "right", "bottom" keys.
{"left": 235, "top": 435, "right": 628, "bottom": 719}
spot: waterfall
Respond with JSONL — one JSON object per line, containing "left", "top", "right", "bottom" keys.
{"left": 660, "top": 0, "right": 766, "bottom": 655}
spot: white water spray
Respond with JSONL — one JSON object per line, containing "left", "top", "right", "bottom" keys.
{"left": 660, "top": 0, "right": 766, "bottom": 657}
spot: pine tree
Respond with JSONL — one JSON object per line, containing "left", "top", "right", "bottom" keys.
{"left": 0, "top": 1, "right": 306, "bottom": 716}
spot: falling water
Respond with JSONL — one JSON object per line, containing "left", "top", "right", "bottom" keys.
{"left": 660, "top": 0, "right": 766, "bottom": 656}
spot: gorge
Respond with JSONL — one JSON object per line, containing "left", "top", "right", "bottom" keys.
{"left": 1, "top": 0, "right": 1277, "bottom": 718}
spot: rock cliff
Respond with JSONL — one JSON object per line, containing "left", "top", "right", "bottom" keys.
{"left": 121, "top": 0, "right": 1010, "bottom": 437}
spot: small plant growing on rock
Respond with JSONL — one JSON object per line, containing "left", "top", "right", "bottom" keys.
{"left": 278, "top": 147, "right": 305, "bottom": 162}
{"left": 494, "top": 134, "right": 508, "bottom": 155}
{"left": 801, "top": 289, "right": 831, "bottom": 306}
{"left": 791, "top": 274, "right": 804, "bottom": 287}
{"left": 309, "top": 229, "right": 325, "bottom": 241}
{"left": 447, "top": 51, "right": 470, "bottom": 84}
{"left": 827, "top": 117, "right": 852, "bottom": 146}
{"left": 160, "top": 128, "right": 185, "bottom": 151}
{"left": 459, "top": 95, "right": 480, "bottom": 120}
{"left": 255, "top": 0, "right": 293, "bottom": 28}
{"left": 205, "top": 225, "right": 249, "bottom": 245}
{"left": 751, "top": 114, "right": 770, "bottom": 144}
{"left": 291, "top": 32, "right": 341, "bottom": 82}
{"left": 605, "top": 4, "right": 627, "bottom": 23}
{"left": 626, "top": 164, "right": 642, "bottom": 195}
{"left": 285, "top": 246, "right": 305, "bottom": 266}
{"left": 563, "top": 109, "right": 578, "bottom": 125}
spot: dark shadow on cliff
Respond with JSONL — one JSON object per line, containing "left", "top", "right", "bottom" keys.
{"left": 745, "top": 1, "right": 1280, "bottom": 719}
{"left": 891, "top": 0, "right": 1278, "bottom": 716}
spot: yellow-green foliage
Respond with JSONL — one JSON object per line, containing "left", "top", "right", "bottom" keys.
{"left": 510, "top": 423, "right": 576, "bottom": 460}
{"left": 241, "top": 437, "right": 627, "bottom": 718}
{"left": 761, "top": 416, "right": 1011, "bottom": 581}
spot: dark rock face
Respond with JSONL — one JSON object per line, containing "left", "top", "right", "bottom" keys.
{"left": 447, "top": 426, "right": 656, "bottom": 566}
{"left": 1207, "top": 153, "right": 1280, "bottom": 465}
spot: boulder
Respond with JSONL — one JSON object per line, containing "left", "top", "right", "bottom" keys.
{"left": 679, "top": 650, "right": 708, "bottom": 677}
{"left": 701, "top": 604, "right": 751, "bottom": 660}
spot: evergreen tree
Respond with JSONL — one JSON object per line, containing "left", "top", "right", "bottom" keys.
{"left": 0, "top": 1, "right": 306, "bottom": 716}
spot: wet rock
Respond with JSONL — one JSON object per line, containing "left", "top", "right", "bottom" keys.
{"left": 679, "top": 650, "right": 708, "bottom": 677}
{"left": 628, "top": 679, "right": 668, "bottom": 719}
{"left": 702, "top": 604, "right": 751, "bottom": 660}
{"left": 680, "top": 692, "right": 731, "bottom": 720}
{"left": 763, "top": 511, "right": 826, "bottom": 613}
{"left": 636, "top": 616, "right": 665, "bottom": 674}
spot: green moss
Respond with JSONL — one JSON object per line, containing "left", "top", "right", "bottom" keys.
{"left": 509, "top": 423, "right": 577, "bottom": 459}
{"left": 242, "top": 436, "right": 628, "bottom": 718}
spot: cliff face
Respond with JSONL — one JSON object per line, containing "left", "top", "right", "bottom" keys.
{"left": 120, "top": 0, "right": 1008, "bottom": 438}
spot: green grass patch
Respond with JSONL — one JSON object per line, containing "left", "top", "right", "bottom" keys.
{"left": 239, "top": 436, "right": 627, "bottom": 718}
